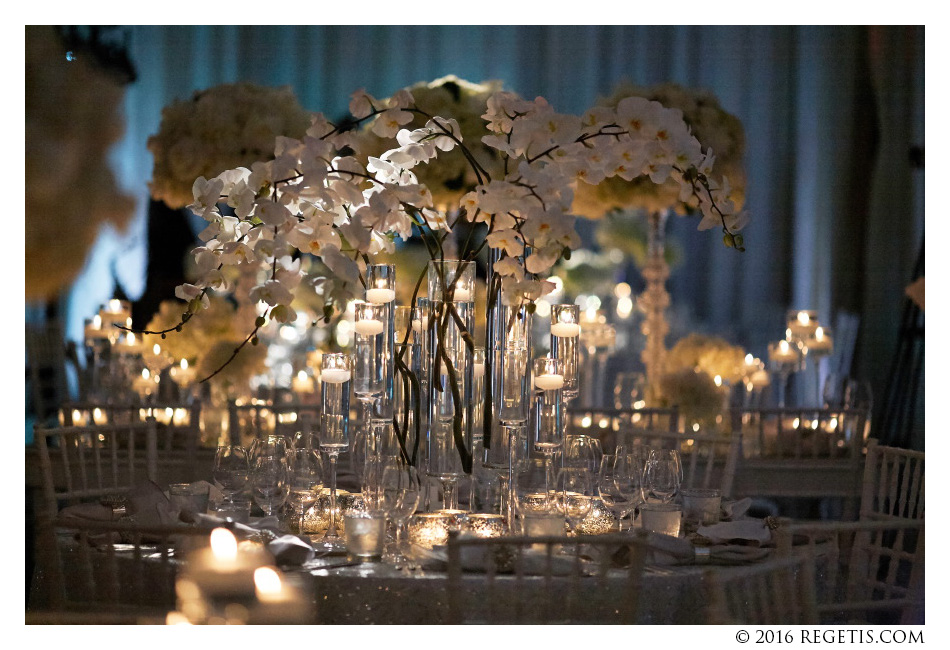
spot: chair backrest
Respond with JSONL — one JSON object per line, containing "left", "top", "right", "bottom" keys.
{"left": 705, "top": 555, "right": 819, "bottom": 624}
{"left": 228, "top": 402, "right": 320, "bottom": 447}
{"left": 34, "top": 519, "right": 213, "bottom": 614}
{"left": 26, "top": 323, "right": 70, "bottom": 424}
{"left": 780, "top": 519, "right": 924, "bottom": 624}
{"left": 567, "top": 406, "right": 679, "bottom": 455}
{"left": 61, "top": 401, "right": 204, "bottom": 485}
{"left": 34, "top": 421, "right": 158, "bottom": 524}
{"left": 620, "top": 428, "right": 741, "bottom": 498}
{"left": 861, "top": 439, "right": 924, "bottom": 521}
{"left": 731, "top": 407, "right": 870, "bottom": 461}
{"left": 445, "top": 531, "right": 648, "bottom": 624}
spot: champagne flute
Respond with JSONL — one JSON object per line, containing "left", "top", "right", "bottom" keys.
{"left": 598, "top": 454, "right": 638, "bottom": 531}
{"left": 250, "top": 455, "right": 289, "bottom": 517}
{"left": 556, "top": 467, "right": 593, "bottom": 536}
{"left": 319, "top": 352, "right": 352, "bottom": 552}
{"left": 287, "top": 446, "right": 323, "bottom": 536}
{"left": 212, "top": 445, "right": 249, "bottom": 503}
{"left": 643, "top": 449, "right": 682, "bottom": 504}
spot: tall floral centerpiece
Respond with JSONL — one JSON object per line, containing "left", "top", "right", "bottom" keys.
{"left": 138, "top": 84, "right": 748, "bottom": 483}
{"left": 147, "top": 82, "right": 313, "bottom": 210}
{"left": 573, "top": 82, "right": 747, "bottom": 400}
{"left": 660, "top": 333, "right": 746, "bottom": 429}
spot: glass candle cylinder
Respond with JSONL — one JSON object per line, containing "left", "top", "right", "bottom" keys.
{"left": 366, "top": 264, "right": 396, "bottom": 421}
{"left": 550, "top": 304, "right": 580, "bottom": 404}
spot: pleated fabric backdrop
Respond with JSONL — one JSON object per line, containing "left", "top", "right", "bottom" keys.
{"left": 57, "top": 25, "right": 924, "bottom": 438}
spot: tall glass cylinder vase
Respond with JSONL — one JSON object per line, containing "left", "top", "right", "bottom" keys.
{"left": 533, "top": 357, "right": 565, "bottom": 499}
{"left": 426, "top": 260, "right": 475, "bottom": 511}
{"left": 639, "top": 210, "right": 671, "bottom": 403}
{"left": 366, "top": 264, "right": 396, "bottom": 421}
{"left": 550, "top": 304, "right": 580, "bottom": 406}
{"left": 319, "top": 352, "right": 352, "bottom": 552}
{"left": 354, "top": 300, "right": 386, "bottom": 460}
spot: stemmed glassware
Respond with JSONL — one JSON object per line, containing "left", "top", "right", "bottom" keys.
{"left": 484, "top": 346, "right": 530, "bottom": 525}
{"left": 643, "top": 449, "right": 682, "bottom": 504}
{"left": 598, "top": 453, "right": 639, "bottom": 531}
{"left": 354, "top": 300, "right": 386, "bottom": 458}
{"left": 250, "top": 454, "right": 289, "bottom": 517}
{"left": 287, "top": 445, "right": 323, "bottom": 535}
{"left": 555, "top": 467, "right": 593, "bottom": 536}
{"left": 380, "top": 456, "right": 421, "bottom": 568}
{"left": 768, "top": 338, "right": 804, "bottom": 408}
{"left": 563, "top": 434, "right": 603, "bottom": 476}
{"left": 533, "top": 357, "right": 565, "bottom": 500}
{"left": 318, "top": 352, "right": 352, "bottom": 552}
{"left": 212, "top": 444, "right": 250, "bottom": 504}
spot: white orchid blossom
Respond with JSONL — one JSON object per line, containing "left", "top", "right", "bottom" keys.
{"left": 172, "top": 86, "right": 746, "bottom": 368}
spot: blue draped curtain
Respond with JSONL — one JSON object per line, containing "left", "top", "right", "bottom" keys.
{"left": 49, "top": 25, "right": 924, "bottom": 445}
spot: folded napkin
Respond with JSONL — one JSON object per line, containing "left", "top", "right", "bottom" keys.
{"left": 721, "top": 497, "right": 752, "bottom": 520}
{"left": 642, "top": 532, "right": 771, "bottom": 565}
{"left": 192, "top": 513, "right": 314, "bottom": 565}
{"left": 267, "top": 535, "right": 316, "bottom": 566}
{"left": 57, "top": 480, "right": 181, "bottom": 527}
{"left": 696, "top": 519, "right": 772, "bottom": 545}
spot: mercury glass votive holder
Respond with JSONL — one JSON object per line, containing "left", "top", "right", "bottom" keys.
{"left": 575, "top": 497, "right": 616, "bottom": 535}
{"left": 408, "top": 512, "right": 456, "bottom": 548}
{"left": 465, "top": 513, "right": 508, "bottom": 538}
{"left": 301, "top": 489, "right": 366, "bottom": 534}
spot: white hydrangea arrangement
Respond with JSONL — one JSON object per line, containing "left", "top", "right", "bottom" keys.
{"left": 147, "top": 82, "right": 312, "bottom": 209}
{"left": 665, "top": 333, "right": 747, "bottom": 384}
{"left": 140, "top": 85, "right": 748, "bottom": 381}
{"left": 573, "top": 81, "right": 746, "bottom": 222}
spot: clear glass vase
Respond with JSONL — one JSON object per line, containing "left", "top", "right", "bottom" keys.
{"left": 426, "top": 260, "right": 475, "bottom": 510}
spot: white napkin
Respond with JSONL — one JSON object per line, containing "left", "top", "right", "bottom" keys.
{"left": 267, "top": 534, "right": 316, "bottom": 566}
{"left": 721, "top": 497, "right": 753, "bottom": 520}
{"left": 696, "top": 519, "right": 772, "bottom": 545}
{"left": 57, "top": 480, "right": 180, "bottom": 526}
{"left": 642, "top": 531, "right": 771, "bottom": 565}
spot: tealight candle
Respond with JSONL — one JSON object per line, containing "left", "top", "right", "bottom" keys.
{"left": 806, "top": 326, "right": 834, "bottom": 354}
{"left": 320, "top": 368, "right": 352, "bottom": 384}
{"left": 365, "top": 288, "right": 396, "bottom": 305}
{"left": 465, "top": 513, "right": 507, "bottom": 538}
{"left": 180, "top": 528, "right": 268, "bottom": 600}
{"left": 473, "top": 360, "right": 485, "bottom": 379}
{"left": 534, "top": 373, "right": 564, "bottom": 391}
{"left": 786, "top": 309, "right": 819, "bottom": 340}
{"left": 550, "top": 322, "right": 581, "bottom": 338}
{"left": 353, "top": 319, "right": 384, "bottom": 336}
{"left": 291, "top": 370, "right": 315, "bottom": 394}
{"left": 451, "top": 287, "right": 472, "bottom": 302}
{"left": 768, "top": 339, "right": 800, "bottom": 365}
{"left": 84, "top": 315, "right": 109, "bottom": 340}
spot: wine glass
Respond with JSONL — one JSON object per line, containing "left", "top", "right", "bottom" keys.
{"left": 564, "top": 434, "right": 603, "bottom": 475}
{"left": 319, "top": 352, "right": 352, "bottom": 552}
{"left": 598, "top": 454, "right": 638, "bottom": 531}
{"left": 250, "top": 454, "right": 289, "bottom": 517}
{"left": 380, "top": 457, "right": 421, "bottom": 568}
{"left": 212, "top": 445, "right": 250, "bottom": 503}
{"left": 556, "top": 467, "right": 593, "bottom": 536}
{"left": 287, "top": 446, "right": 323, "bottom": 536}
{"left": 249, "top": 433, "right": 288, "bottom": 467}
{"left": 643, "top": 449, "right": 682, "bottom": 504}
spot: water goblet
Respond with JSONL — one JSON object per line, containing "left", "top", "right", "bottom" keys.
{"left": 287, "top": 446, "right": 323, "bottom": 535}
{"left": 380, "top": 457, "right": 421, "bottom": 568}
{"left": 643, "top": 449, "right": 682, "bottom": 504}
{"left": 250, "top": 454, "right": 289, "bottom": 517}
{"left": 212, "top": 445, "right": 250, "bottom": 503}
{"left": 598, "top": 454, "right": 638, "bottom": 531}
{"left": 556, "top": 467, "right": 593, "bottom": 536}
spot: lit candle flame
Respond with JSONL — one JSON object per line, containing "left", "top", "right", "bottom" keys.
{"left": 254, "top": 567, "right": 283, "bottom": 601}
{"left": 92, "top": 314, "right": 102, "bottom": 329}
{"left": 797, "top": 311, "right": 809, "bottom": 326}
{"left": 779, "top": 340, "right": 789, "bottom": 354}
{"left": 297, "top": 370, "right": 307, "bottom": 381}
{"left": 210, "top": 528, "right": 237, "bottom": 562}
{"left": 815, "top": 326, "right": 824, "bottom": 341}
{"left": 153, "top": 343, "right": 161, "bottom": 355}
{"left": 142, "top": 368, "right": 150, "bottom": 379}
{"left": 181, "top": 359, "right": 188, "bottom": 370}
{"left": 745, "top": 353, "right": 753, "bottom": 364}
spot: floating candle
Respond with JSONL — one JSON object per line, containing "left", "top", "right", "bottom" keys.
{"left": 451, "top": 287, "right": 472, "bottom": 302}
{"left": 534, "top": 373, "right": 565, "bottom": 391}
{"left": 551, "top": 322, "right": 581, "bottom": 338}
{"left": 365, "top": 288, "right": 396, "bottom": 304}
{"left": 353, "top": 319, "right": 384, "bottom": 336}
{"left": 806, "top": 326, "right": 834, "bottom": 353}
{"left": 321, "top": 368, "right": 352, "bottom": 384}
